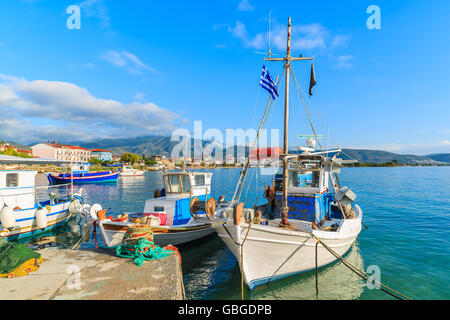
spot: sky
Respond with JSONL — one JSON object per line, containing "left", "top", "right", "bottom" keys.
{"left": 0, "top": 0, "right": 449, "bottom": 155}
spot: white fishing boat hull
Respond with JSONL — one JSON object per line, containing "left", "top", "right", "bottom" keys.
{"left": 97, "top": 219, "right": 215, "bottom": 247}
{"left": 0, "top": 201, "right": 73, "bottom": 242}
{"left": 120, "top": 170, "right": 145, "bottom": 177}
{"left": 213, "top": 205, "right": 362, "bottom": 290}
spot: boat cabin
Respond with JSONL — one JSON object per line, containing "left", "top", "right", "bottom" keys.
{"left": 143, "top": 172, "right": 213, "bottom": 226}
{"left": 70, "top": 163, "right": 91, "bottom": 174}
{"left": 272, "top": 156, "right": 334, "bottom": 224}
{"left": 0, "top": 170, "right": 37, "bottom": 209}
{"left": 162, "top": 172, "right": 212, "bottom": 197}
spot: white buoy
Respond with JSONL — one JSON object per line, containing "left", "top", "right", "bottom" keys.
{"left": 69, "top": 198, "right": 82, "bottom": 214}
{"left": 90, "top": 203, "right": 103, "bottom": 220}
{"left": 35, "top": 207, "right": 48, "bottom": 229}
{"left": 0, "top": 205, "right": 16, "bottom": 230}
{"left": 82, "top": 222, "right": 92, "bottom": 242}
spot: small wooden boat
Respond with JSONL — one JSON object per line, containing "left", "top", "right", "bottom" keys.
{"left": 89, "top": 170, "right": 224, "bottom": 247}
{"left": 47, "top": 163, "right": 120, "bottom": 185}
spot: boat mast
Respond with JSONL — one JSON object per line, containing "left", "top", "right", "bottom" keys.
{"left": 264, "top": 17, "right": 313, "bottom": 226}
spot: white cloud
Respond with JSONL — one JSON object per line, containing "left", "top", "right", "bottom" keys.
{"left": 228, "top": 21, "right": 332, "bottom": 52}
{"left": 331, "top": 35, "right": 351, "bottom": 49}
{"left": 0, "top": 75, "right": 183, "bottom": 143}
{"left": 334, "top": 55, "right": 354, "bottom": 69}
{"left": 237, "top": 0, "right": 254, "bottom": 12}
{"left": 100, "top": 50, "right": 159, "bottom": 75}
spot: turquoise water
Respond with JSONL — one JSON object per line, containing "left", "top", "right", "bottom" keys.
{"left": 36, "top": 167, "right": 450, "bottom": 300}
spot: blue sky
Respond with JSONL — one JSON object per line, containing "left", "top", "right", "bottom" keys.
{"left": 0, "top": 0, "right": 449, "bottom": 155}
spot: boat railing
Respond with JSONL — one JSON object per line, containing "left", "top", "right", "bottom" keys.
{"left": 0, "top": 183, "right": 74, "bottom": 199}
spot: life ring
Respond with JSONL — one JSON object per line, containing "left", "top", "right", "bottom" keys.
{"left": 233, "top": 203, "right": 244, "bottom": 225}
{"left": 189, "top": 197, "right": 200, "bottom": 219}
{"left": 204, "top": 198, "right": 216, "bottom": 221}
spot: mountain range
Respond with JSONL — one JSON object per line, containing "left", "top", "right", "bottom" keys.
{"left": 72, "top": 135, "right": 449, "bottom": 164}
{"left": 4, "top": 136, "right": 449, "bottom": 164}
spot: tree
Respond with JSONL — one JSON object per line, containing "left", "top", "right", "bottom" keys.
{"left": 89, "top": 158, "right": 102, "bottom": 165}
{"left": 120, "top": 152, "right": 140, "bottom": 165}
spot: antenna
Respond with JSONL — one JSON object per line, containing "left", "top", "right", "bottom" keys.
{"left": 268, "top": 10, "right": 271, "bottom": 58}
{"left": 254, "top": 11, "right": 276, "bottom": 58}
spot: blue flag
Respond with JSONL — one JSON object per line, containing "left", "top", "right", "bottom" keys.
{"left": 260, "top": 65, "right": 279, "bottom": 100}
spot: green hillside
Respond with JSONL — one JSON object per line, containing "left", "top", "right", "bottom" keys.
{"left": 425, "top": 153, "right": 450, "bottom": 163}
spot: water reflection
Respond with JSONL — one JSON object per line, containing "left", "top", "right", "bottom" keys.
{"left": 181, "top": 236, "right": 365, "bottom": 300}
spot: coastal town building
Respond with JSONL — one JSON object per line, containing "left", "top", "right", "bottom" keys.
{"left": 31, "top": 143, "right": 91, "bottom": 163}
{"left": 90, "top": 149, "right": 113, "bottom": 161}
{"left": 150, "top": 155, "right": 166, "bottom": 162}
{"left": 0, "top": 143, "right": 11, "bottom": 152}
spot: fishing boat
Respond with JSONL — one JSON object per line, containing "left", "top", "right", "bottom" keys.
{"left": 89, "top": 170, "right": 224, "bottom": 247}
{"left": 0, "top": 156, "right": 85, "bottom": 242}
{"left": 211, "top": 17, "right": 363, "bottom": 290}
{"left": 120, "top": 164, "right": 145, "bottom": 177}
{"left": 47, "top": 163, "right": 120, "bottom": 185}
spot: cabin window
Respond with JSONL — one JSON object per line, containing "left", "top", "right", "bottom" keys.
{"left": 194, "top": 175, "right": 205, "bottom": 186}
{"left": 181, "top": 175, "right": 191, "bottom": 193}
{"left": 6, "top": 173, "right": 19, "bottom": 187}
{"left": 311, "top": 171, "right": 320, "bottom": 188}
{"left": 288, "top": 171, "right": 300, "bottom": 187}
{"left": 163, "top": 176, "right": 169, "bottom": 190}
{"left": 154, "top": 206, "right": 165, "bottom": 212}
{"left": 168, "top": 175, "right": 181, "bottom": 193}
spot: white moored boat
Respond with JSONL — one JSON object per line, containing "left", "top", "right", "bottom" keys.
{"left": 90, "top": 170, "right": 223, "bottom": 247}
{"left": 120, "top": 165, "right": 145, "bottom": 177}
{"left": 0, "top": 156, "right": 85, "bottom": 242}
{"left": 211, "top": 17, "right": 363, "bottom": 290}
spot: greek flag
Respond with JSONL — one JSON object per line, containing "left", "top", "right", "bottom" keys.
{"left": 260, "top": 64, "right": 279, "bottom": 100}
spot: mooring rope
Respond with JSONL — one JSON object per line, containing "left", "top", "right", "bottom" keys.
{"left": 289, "top": 66, "right": 324, "bottom": 151}
{"left": 240, "top": 221, "right": 252, "bottom": 300}
{"left": 260, "top": 219, "right": 412, "bottom": 300}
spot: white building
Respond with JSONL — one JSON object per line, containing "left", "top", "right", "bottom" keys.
{"left": 31, "top": 143, "right": 91, "bottom": 163}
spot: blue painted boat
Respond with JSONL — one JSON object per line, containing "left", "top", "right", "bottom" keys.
{"left": 47, "top": 163, "right": 120, "bottom": 185}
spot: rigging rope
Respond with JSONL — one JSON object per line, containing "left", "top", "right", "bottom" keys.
{"left": 261, "top": 219, "right": 412, "bottom": 300}
{"left": 231, "top": 66, "right": 284, "bottom": 207}
{"left": 289, "top": 65, "right": 324, "bottom": 152}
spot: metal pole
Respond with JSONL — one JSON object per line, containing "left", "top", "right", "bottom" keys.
{"left": 315, "top": 240, "right": 319, "bottom": 296}
{"left": 281, "top": 17, "right": 291, "bottom": 226}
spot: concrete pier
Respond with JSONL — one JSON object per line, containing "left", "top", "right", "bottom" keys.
{"left": 0, "top": 247, "right": 183, "bottom": 300}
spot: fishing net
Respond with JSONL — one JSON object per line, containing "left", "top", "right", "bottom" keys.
{"left": 116, "top": 238, "right": 179, "bottom": 267}
{"left": 0, "top": 238, "right": 42, "bottom": 278}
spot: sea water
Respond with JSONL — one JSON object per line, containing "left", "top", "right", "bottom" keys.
{"left": 35, "top": 167, "right": 450, "bottom": 300}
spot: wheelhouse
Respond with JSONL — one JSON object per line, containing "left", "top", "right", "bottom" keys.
{"left": 0, "top": 170, "right": 37, "bottom": 209}
{"left": 162, "top": 172, "right": 212, "bottom": 197}
{"left": 143, "top": 171, "right": 213, "bottom": 226}
{"left": 271, "top": 155, "right": 336, "bottom": 225}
